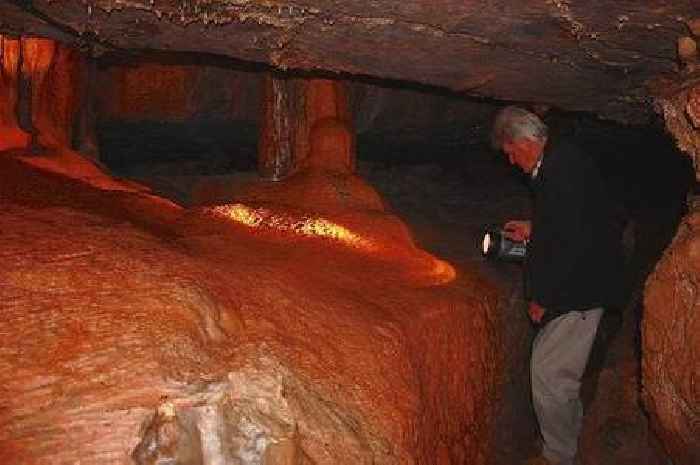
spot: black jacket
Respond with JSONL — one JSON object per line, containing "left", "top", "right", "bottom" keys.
{"left": 526, "top": 138, "right": 624, "bottom": 324}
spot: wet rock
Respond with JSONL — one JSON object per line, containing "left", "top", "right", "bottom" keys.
{"left": 643, "top": 211, "right": 700, "bottom": 465}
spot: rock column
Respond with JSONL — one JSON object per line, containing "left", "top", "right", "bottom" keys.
{"left": 258, "top": 74, "right": 354, "bottom": 180}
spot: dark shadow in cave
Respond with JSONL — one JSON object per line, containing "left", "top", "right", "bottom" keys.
{"left": 548, "top": 113, "right": 696, "bottom": 362}
{"left": 96, "top": 51, "right": 263, "bottom": 203}
{"left": 99, "top": 120, "right": 258, "bottom": 176}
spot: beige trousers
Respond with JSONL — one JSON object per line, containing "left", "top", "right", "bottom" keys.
{"left": 531, "top": 308, "right": 603, "bottom": 465}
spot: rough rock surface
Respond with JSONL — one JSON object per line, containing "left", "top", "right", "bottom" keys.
{"left": 644, "top": 66, "right": 700, "bottom": 464}
{"left": 653, "top": 76, "right": 700, "bottom": 179}
{"left": 0, "top": 35, "right": 29, "bottom": 150}
{"left": 0, "top": 35, "right": 92, "bottom": 152}
{"left": 0, "top": 149, "right": 503, "bottom": 464}
{"left": 1, "top": 1, "right": 698, "bottom": 121}
{"left": 97, "top": 55, "right": 261, "bottom": 123}
{"left": 643, "top": 209, "right": 700, "bottom": 465}
{"left": 95, "top": 55, "right": 497, "bottom": 140}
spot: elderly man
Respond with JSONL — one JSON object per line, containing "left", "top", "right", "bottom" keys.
{"left": 491, "top": 106, "right": 623, "bottom": 465}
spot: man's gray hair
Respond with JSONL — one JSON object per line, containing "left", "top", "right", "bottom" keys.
{"left": 491, "top": 106, "right": 548, "bottom": 150}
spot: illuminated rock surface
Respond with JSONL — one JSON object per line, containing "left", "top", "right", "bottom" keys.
{"left": 0, "top": 151, "right": 502, "bottom": 464}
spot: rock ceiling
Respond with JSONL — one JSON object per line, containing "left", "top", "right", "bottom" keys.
{"left": 0, "top": 1, "right": 697, "bottom": 122}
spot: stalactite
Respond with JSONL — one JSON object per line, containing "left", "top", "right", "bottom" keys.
{"left": 0, "top": 34, "right": 30, "bottom": 151}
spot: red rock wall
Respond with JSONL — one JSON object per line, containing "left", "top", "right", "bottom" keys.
{"left": 97, "top": 60, "right": 261, "bottom": 123}
{"left": 643, "top": 211, "right": 700, "bottom": 465}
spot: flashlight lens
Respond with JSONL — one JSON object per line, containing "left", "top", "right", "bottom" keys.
{"left": 482, "top": 232, "right": 491, "bottom": 255}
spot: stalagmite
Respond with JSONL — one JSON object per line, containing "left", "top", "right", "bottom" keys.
{"left": 299, "top": 78, "right": 355, "bottom": 172}
{"left": 307, "top": 117, "right": 354, "bottom": 173}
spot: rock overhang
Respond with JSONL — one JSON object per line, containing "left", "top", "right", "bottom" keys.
{"left": 1, "top": 0, "right": 697, "bottom": 123}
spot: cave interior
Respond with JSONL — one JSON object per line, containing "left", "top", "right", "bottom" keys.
{"left": 1, "top": 3, "right": 700, "bottom": 465}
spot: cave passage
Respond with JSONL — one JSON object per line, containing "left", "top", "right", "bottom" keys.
{"left": 95, "top": 58, "right": 695, "bottom": 464}
{"left": 1, "top": 39, "right": 697, "bottom": 465}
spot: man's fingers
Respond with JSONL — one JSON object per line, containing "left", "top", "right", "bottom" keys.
{"left": 528, "top": 303, "right": 545, "bottom": 323}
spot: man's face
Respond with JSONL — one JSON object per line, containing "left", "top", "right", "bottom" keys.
{"left": 502, "top": 138, "right": 542, "bottom": 174}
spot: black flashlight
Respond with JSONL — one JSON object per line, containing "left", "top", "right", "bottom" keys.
{"left": 482, "top": 228, "right": 527, "bottom": 261}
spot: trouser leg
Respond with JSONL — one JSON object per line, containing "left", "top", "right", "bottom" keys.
{"left": 531, "top": 308, "right": 603, "bottom": 465}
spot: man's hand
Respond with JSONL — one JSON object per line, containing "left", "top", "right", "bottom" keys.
{"left": 528, "top": 301, "right": 546, "bottom": 324}
{"left": 503, "top": 220, "right": 532, "bottom": 242}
